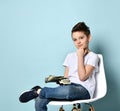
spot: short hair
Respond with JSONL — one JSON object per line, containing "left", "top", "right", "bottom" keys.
{"left": 71, "top": 22, "right": 90, "bottom": 36}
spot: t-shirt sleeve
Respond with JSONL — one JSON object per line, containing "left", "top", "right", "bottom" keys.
{"left": 87, "top": 54, "right": 99, "bottom": 72}
{"left": 63, "top": 54, "right": 70, "bottom": 67}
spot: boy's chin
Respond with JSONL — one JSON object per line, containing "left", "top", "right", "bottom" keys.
{"left": 77, "top": 47, "right": 85, "bottom": 49}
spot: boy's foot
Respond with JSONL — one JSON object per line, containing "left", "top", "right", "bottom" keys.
{"left": 19, "top": 86, "right": 41, "bottom": 103}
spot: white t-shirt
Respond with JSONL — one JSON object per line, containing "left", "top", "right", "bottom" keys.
{"left": 63, "top": 51, "right": 99, "bottom": 98}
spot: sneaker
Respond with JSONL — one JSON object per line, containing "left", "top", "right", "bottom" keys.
{"left": 19, "top": 86, "right": 41, "bottom": 103}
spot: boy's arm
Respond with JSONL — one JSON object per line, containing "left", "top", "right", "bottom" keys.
{"left": 77, "top": 49, "right": 95, "bottom": 81}
{"left": 64, "top": 67, "right": 69, "bottom": 78}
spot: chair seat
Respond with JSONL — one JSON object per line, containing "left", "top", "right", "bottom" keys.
{"left": 49, "top": 97, "right": 102, "bottom": 105}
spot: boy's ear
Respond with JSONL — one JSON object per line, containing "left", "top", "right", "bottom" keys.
{"left": 88, "top": 35, "right": 92, "bottom": 41}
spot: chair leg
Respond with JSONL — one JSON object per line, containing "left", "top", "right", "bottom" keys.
{"left": 71, "top": 104, "right": 77, "bottom": 111}
{"left": 71, "top": 104, "right": 81, "bottom": 111}
{"left": 77, "top": 103, "right": 81, "bottom": 111}
{"left": 85, "top": 103, "right": 95, "bottom": 111}
{"left": 59, "top": 105, "right": 65, "bottom": 111}
{"left": 58, "top": 103, "right": 94, "bottom": 111}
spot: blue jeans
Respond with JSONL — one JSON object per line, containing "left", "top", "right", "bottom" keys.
{"left": 35, "top": 83, "right": 90, "bottom": 111}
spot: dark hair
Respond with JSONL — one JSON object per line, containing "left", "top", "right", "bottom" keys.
{"left": 71, "top": 22, "right": 90, "bottom": 36}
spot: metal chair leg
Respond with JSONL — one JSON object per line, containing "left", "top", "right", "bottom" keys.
{"left": 59, "top": 105, "right": 65, "bottom": 111}
{"left": 77, "top": 103, "right": 81, "bottom": 111}
{"left": 71, "top": 103, "right": 81, "bottom": 111}
{"left": 85, "top": 103, "right": 95, "bottom": 111}
{"left": 58, "top": 103, "right": 94, "bottom": 111}
{"left": 71, "top": 104, "right": 77, "bottom": 111}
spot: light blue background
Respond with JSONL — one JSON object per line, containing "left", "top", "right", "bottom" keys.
{"left": 0, "top": 0, "right": 120, "bottom": 111}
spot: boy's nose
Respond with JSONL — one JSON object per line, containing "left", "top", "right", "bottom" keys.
{"left": 77, "top": 40, "right": 81, "bottom": 44}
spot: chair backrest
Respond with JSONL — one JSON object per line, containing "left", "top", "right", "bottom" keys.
{"left": 93, "top": 54, "right": 107, "bottom": 99}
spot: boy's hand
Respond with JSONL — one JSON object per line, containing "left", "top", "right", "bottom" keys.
{"left": 77, "top": 48, "right": 84, "bottom": 57}
{"left": 77, "top": 48, "right": 88, "bottom": 57}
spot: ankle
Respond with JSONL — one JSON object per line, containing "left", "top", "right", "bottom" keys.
{"left": 37, "top": 89, "right": 41, "bottom": 94}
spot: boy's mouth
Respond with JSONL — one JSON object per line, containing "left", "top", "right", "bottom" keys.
{"left": 77, "top": 44, "right": 83, "bottom": 48}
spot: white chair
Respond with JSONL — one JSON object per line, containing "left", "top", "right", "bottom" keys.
{"left": 49, "top": 54, "right": 107, "bottom": 110}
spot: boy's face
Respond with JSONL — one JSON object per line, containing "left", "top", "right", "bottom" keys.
{"left": 72, "top": 31, "right": 91, "bottom": 49}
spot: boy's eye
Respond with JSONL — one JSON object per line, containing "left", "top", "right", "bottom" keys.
{"left": 80, "top": 36, "right": 84, "bottom": 39}
{"left": 73, "top": 39, "right": 77, "bottom": 41}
